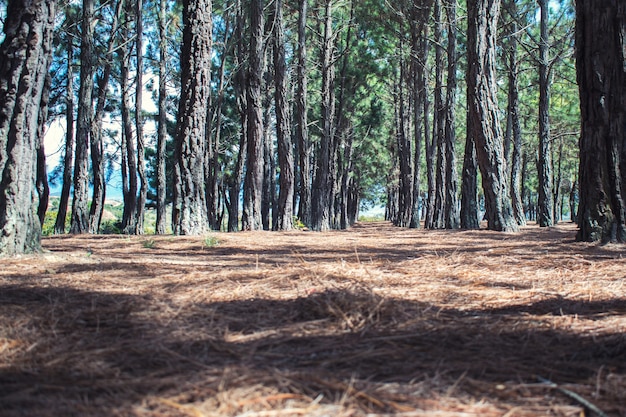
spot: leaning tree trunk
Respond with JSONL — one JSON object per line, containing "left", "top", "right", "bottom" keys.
{"left": 70, "top": 0, "right": 95, "bottom": 234}
{"left": 175, "top": 0, "right": 213, "bottom": 235}
{"left": 466, "top": 0, "right": 518, "bottom": 232}
{"left": 537, "top": 0, "right": 553, "bottom": 227}
{"left": 575, "top": 0, "right": 626, "bottom": 242}
{"left": 242, "top": 0, "right": 264, "bottom": 231}
{"left": 0, "top": 0, "right": 56, "bottom": 255}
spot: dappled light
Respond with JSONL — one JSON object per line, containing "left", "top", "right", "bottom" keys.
{"left": 1, "top": 223, "right": 624, "bottom": 416}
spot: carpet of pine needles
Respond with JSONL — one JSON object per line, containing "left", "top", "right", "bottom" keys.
{"left": 1, "top": 221, "right": 625, "bottom": 417}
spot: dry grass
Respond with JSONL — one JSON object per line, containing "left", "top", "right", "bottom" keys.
{"left": 1, "top": 221, "right": 625, "bottom": 417}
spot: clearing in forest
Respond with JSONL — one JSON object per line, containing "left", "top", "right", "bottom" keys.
{"left": 1, "top": 222, "right": 625, "bottom": 416}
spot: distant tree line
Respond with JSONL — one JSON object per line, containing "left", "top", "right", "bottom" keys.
{"left": 0, "top": 0, "right": 624, "bottom": 255}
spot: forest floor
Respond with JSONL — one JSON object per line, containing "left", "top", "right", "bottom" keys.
{"left": 1, "top": 222, "right": 625, "bottom": 417}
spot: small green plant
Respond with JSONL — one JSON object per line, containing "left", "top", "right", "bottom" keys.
{"left": 203, "top": 235, "right": 219, "bottom": 248}
{"left": 292, "top": 216, "right": 307, "bottom": 230}
{"left": 100, "top": 220, "right": 123, "bottom": 234}
{"left": 142, "top": 238, "right": 156, "bottom": 249}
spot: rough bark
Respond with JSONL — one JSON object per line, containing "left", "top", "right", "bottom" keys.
{"left": 175, "top": 0, "right": 213, "bottom": 235}
{"left": 504, "top": 0, "right": 526, "bottom": 226}
{"left": 54, "top": 9, "right": 75, "bottom": 235}
{"left": 120, "top": 10, "right": 138, "bottom": 234}
{"left": 428, "top": 0, "right": 446, "bottom": 229}
{"left": 226, "top": 0, "right": 247, "bottom": 233}
{"left": 444, "top": 0, "right": 460, "bottom": 229}
{"left": 537, "top": 0, "right": 553, "bottom": 227}
{"left": 575, "top": 0, "right": 626, "bottom": 242}
{"left": 273, "top": 0, "right": 294, "bottom": 231}
{"left": 37, "top": 74, "right": 51, "bottom": 225}
{"left": 296, "top": 0, "right": 311, "bottom": 228}
{"left": 70, "top": 0, "right": 95, "bottom": 234}
{"left": 460, "top": 130, "right": 480, "bottom": 229}
{"left": 409, "top": 4, "right": 431, "bottom": 229}
{"left": 0, "top": 0, "right": 56, "bottom": 254}
{"left": 395, "top": 48, "right": 413, "bottom": 228}
{"left": 242, "top": 0, "right": 264, "bottom": 231}
{"left": 88, "top": 0, "right": 123, "bottom": 234}
{"left": 466, "top": 0, "right": 518, "bottom": 232}
{"left": 312, "top": 0, "right": 335, "bottom": 231}
{"left": 156, "top": 0, "right": 168, "bottom": 235}
{"left": 134, "top": 0, "right": 147, "bottom": 234}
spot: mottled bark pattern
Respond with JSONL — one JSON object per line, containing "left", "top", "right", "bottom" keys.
{"left": 466, "top": 0, "right": 518, "bottom": 232}
{"left": 70, "top": 0, "right": 94, "bottom": 234}
{"left": 537, "top": 0, "right": 553, "bottom": 227}
{"left": 242, "top": 0, "right": 264, "bottom": 231}
{"left": 0, "top": 0, "right": 56, "bottom": 254}
{"left": 273, "top": 0, "right": 294, "bottom": 231}
{"left": 296, "top": 0, "right": 311, "bottom": 227}
{"left": 156, "top": 0, "right": 167, "bottom": 235}
{"left": 175, "top": 0, "right": 213, "bottom": 235}
{"left": 575, "top": 0, "right": 626, "bottom": 242}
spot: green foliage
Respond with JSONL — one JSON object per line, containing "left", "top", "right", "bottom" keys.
{"left": 142, "top": 238, "right": 157, "bottom": 249}
{"left": 203, "top": 235, "right": 219, "bottom": 248}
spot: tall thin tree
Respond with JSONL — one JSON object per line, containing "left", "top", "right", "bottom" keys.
{"left": 537, "top": 0, "right": 553, "bottom": 227}
{"left": 242, "top": 0, "right": 265, "bottom": 230}
{"left": 273, "top": 0, "right": 294, "bottom": 231}
{"left": 70, "top": 0, "right": 95, "bottom": 234}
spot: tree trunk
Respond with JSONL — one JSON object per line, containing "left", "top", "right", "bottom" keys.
{"left": 135, "top": 0, "right": 147, "bottom": 234}
{"left": 156, "top": 0, "right": 168, "bottom": 234}
{"left": 207, "top": 7, "right": 231, "bottom": 232}
{"left": 537, "top": 0, "right": 553, "bottom": 227}
{"left": 261, "top": 96, "right": 275, "bottom": 231}
{"left": 54, "top": 9, "right": 75, "bottom": 235}
{"left": 466, "top": 0, "right": 518, "bottom": 232}
{"left": 37, "top": 75, "right": 51, "bottom": 225}
{"left": 70, "top": 0, "right": 95, "bottom": 234}
{"left": 273, "top": 0, "right": 294, "bottom": 231}
{"left": 460, "top": 128, "right": 480, "bottom": 229}
{"left": 444, "top": 0, "right": 460, "bottom": 229}
{"left": 395, "top": 45, "right": 413, "bottom": 228}
{"left": 88, "top": 0, "right": 122, "bottom": 234}
{"left": 296, "top": 0, "right": 311, "bottom": 228}
{"left": 175, "top": 0, "right": 213, "bottom": 235}
{"left": 429, "top": 0, "right": 446, "bottom": 229}
{"left": 409, "top": 4, "right": 431, "bottom": 229}
{"left": 0, "top": 0, "right": 56, "bottom": 254}
{"left": 242, "top": 0, "right": 264, "bottom": 231}
{"left": 505, "top": 0, "right": 526, "bottom": 226}
{"left": 225, "top": 0, "right": 247, "bottom": 233}
{"left": 312, "top": 0, "right": 336, "bottom": 231}
{"left": 120, "top": 10, "right": 138, "bottom": 234}
{"left": 575, "top": 0, "right": 626, "bottom": 242}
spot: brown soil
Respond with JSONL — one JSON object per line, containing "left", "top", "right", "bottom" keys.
{"left": 1, "top": 222, "right": 625, "bottom": 417}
